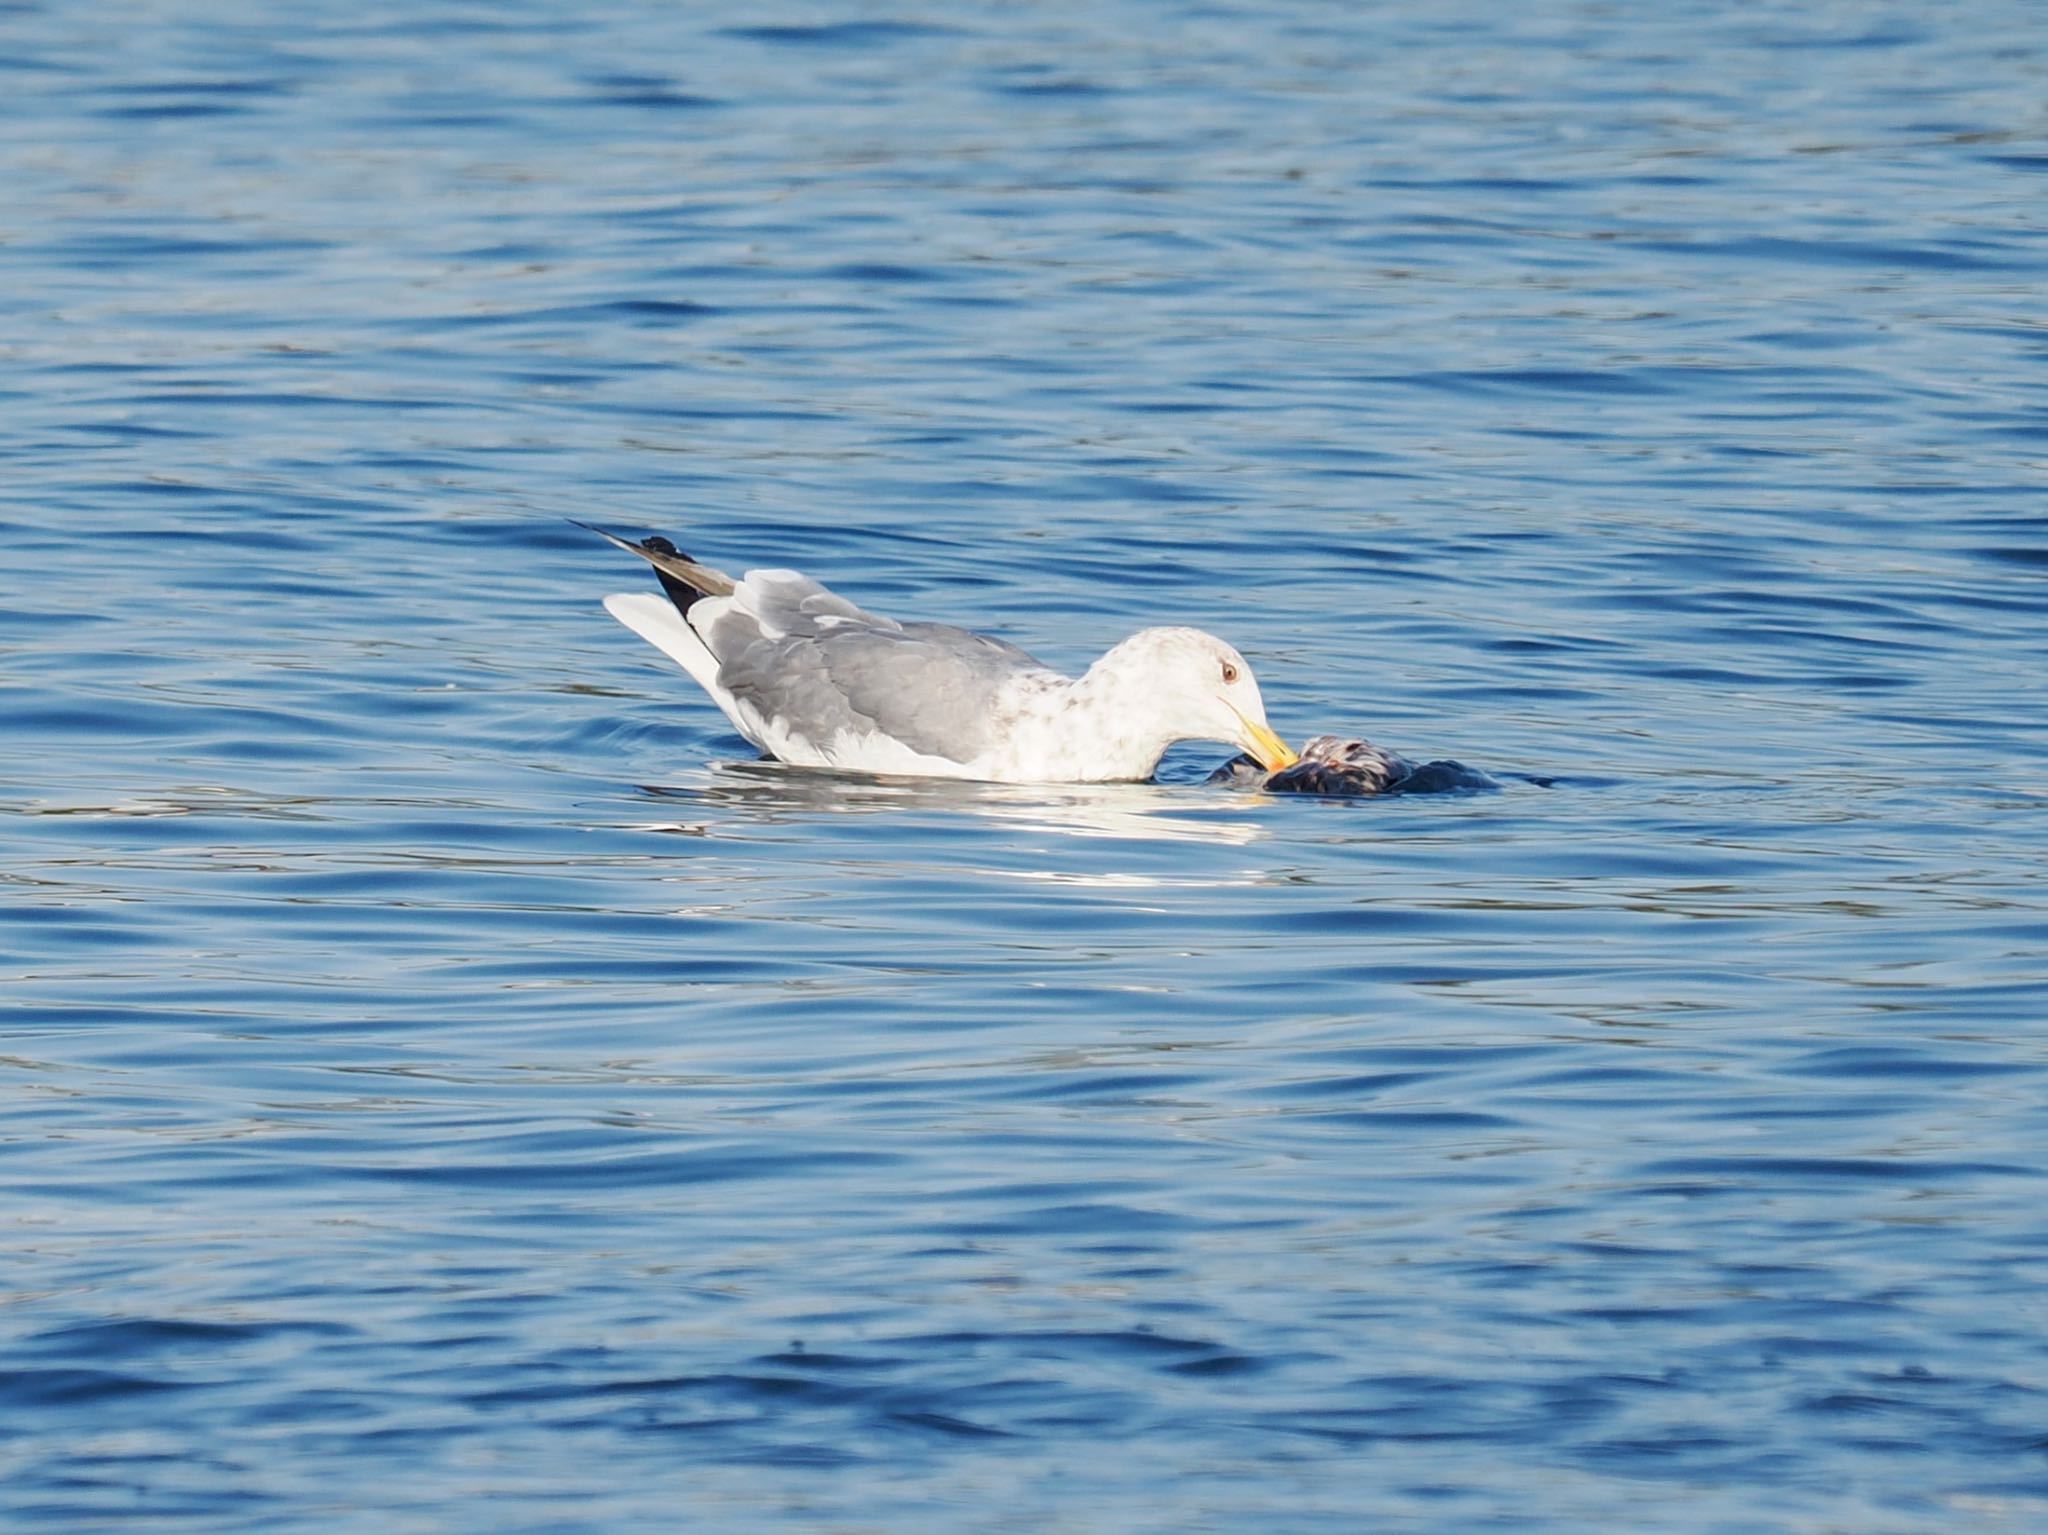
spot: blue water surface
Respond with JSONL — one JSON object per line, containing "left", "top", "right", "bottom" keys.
{"left": 4, "top": 3, "right": 2048, "bottom": 1531}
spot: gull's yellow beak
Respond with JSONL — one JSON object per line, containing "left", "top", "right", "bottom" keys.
{"left": 1237, "top": 713, "right": 1298, "bottom": 772}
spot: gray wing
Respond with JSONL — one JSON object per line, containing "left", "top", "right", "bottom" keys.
{"left": 700, "top": 571, "right": 1050, "bottom": 762}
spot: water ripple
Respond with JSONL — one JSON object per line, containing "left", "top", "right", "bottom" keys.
{"left": 5, "top": 2, "right": 2048, "bottom": 1532}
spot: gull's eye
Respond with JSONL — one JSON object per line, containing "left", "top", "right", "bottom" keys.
{"left": 1220, "top": 661, "right": 1239, "bottom": 685}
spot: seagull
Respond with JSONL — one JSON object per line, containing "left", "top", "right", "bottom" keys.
{"left": 581, "top": 524, "right": 1299, "bottom": 785}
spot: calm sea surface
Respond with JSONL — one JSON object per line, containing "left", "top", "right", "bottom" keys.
{"left": 5, "top": 3, "right": 2048, "bottom": 1530}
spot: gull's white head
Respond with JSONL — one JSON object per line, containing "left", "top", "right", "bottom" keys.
{"left": 1094, "top": 626, "right": 1299, "bottom": 774}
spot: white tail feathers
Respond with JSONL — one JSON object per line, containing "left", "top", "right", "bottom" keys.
{"left": 602, "top": 592, "right": 723, "bottom": 697}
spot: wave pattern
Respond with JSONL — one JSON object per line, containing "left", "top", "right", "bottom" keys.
{"left": 4, "top": 2, "right": 2048, "bottom": 1532}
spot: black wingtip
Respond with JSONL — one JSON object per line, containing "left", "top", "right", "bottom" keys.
{"left": 572, "top": 519, "right": 707, "bottom": 618}
{"left": 570, "top": 518, "right": 696, "bottom": 563}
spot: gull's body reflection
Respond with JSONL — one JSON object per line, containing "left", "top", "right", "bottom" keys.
{"left": 629, "top": 758, "right": 1269, "bottom": 848}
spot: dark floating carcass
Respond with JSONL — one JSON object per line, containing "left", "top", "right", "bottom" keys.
{"left": 1207, "top": 734, "right": 1498, "bottom": 797}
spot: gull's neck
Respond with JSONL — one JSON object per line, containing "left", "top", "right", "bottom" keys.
{"left": 974, "top": 644, "right": 1183, "bottom": 784}
{"left": 1068, "top": 656, "right": 1188, "bottom": 780}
